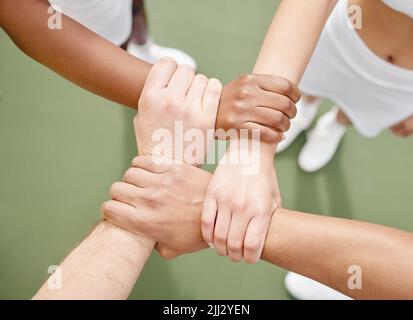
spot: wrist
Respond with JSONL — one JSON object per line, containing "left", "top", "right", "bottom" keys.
{"left": 261, "top": 207, "right": 285, "bottom": 263}
{"left": 99, "top": 220, "right": 156, "bottom": 253}
{"left": 227, "top": 137, "right": 276, "bottom": 154}
{"left": 225, "top": 138, "right": 275, "bottom": 165}
{"left": 259, "top": 140, "right": 277, "bottom": 157}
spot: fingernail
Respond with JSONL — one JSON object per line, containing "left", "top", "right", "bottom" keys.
{"left": 207, "top": 242, "right": 215, "bottom": 249}
{"left": 282, "top": 134, "right": 286, "bottom": 141}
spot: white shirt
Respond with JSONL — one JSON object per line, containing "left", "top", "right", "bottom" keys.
{"left": 300, "top": 0, "right": 413, "bottom": 137}
{"left": 48, "top": 0, "right": 133, "bottom": 46}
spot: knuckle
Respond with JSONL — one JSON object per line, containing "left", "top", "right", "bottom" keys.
{"left": 158, "top": 247, "right": 175, "bottom": 260}
{"left": 180, "top": 63, "right": 195, "bottom": 74}
{"left": 100, "top": 201, "right": 115, "bottom": 218}
{"left": 214, "top": 233, "right": 226, "bottom": 244}
{"left": 123, "top": 168, "right": 136, "bottom": 182}
{"left": 244, "top": 239, "right": 260, "bottom": 253}
{"left": 196, "top": 74, "right": 208, "bottom": 83}
{"left": 244, "top": 256, "right": 258, "bottom": 264}
{"left": 278, "top": 96, "right": 293, "bottom": 112}
{"left": 142, "top": 190, "right": 157, "bottom": 205}
{"left": 272, "top": 111, "right": 284, "bottom": 125}
{"left": 234, "top": 100, "right": 248, "bottom": 113}
{"left": 239, "top": 73, "right": 256, "bottom": 85}
{"left": 285, "top": 100, "right": 296, "bottom": 118}
{"left": 232, "top": 201, "right": 246, "bottom": 213}
{"left": 142, "top": 91, "right": 161, "bottom": 106}
{"left": 272, "top": 113, "right": 289, "bottom": 132}
{"left": 158, "top": 57, "right": 177, "bottom": 68}
{"left": 279, "top": 77, "right": 293, "bottom": 94}
{"left": 229, "top": 255, "right": 242, "bottom": 263}
{"left": 131, "top": 156, "right": 141, "bottom": 167}
{"left": 217, "top": 194, "right": 231, "bottom": 205}
{"left": 207, "top": 186, "right": 219, "bottom": 197}
{"left": 217, "top": 250, "right": 228, "bottom": 257}
{"left": 260, "top": 127, "right": 281, "bottom": 143}
{"left": 284, "top": 118, "right": 292, "bottom": 131}
{"left": 228, "top": 240, "right": 243, "bottom": 252}
{"left": 151, "top": 190, "right": 163, "bottom": 203}
{"left": 201, "top": 217, "right": 213, "bottom": 231}
{"left": 110, "top": 182, "right": 123, "bottom": 195}
{"left": 296, "top": 91, "right": 302, "bottom": 103}
{"left": 289, "top": 102, "right": 298, "bottom": 118}
{"left": 231, "top": 117, "right": 244, "bottom": 132}
{"left": 238, "top": 88, "right": 252, "bottom": 100}
{"left": 207, "top": 78, "right": 223, "bottom": 95}
{"left": 255, "top": 203, "right": 269, "bottom": 216}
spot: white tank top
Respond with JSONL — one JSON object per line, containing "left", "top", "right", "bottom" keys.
{"left": 383, "top": 0, "right": 413, "bottom": 18}
{"left": 48, "top": 0, "right": 133, "bottom": 46}
{"left": 299, "top": 0, "right": 413, "bottom": 137}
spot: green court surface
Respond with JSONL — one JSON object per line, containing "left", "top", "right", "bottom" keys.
{"left": 0, "top": 0, "right": 412, "bottom": 299}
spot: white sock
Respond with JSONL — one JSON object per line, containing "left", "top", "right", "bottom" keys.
{"left": 322, "top": 108, "right": 347, "bottom": 132}
{"left": 295, "top": 98, "right": 320, "bottom": 127}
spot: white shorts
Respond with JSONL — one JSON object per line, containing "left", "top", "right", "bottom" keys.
{"left": 300, "top": 0, "right": 413, "bottom": 137}
{"left": 49, "top": 0, "right": 133, "bottom": 46}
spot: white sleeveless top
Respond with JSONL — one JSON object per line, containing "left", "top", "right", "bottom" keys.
{"left": 299, "top": 0, "right": 413, "bottom": 137}
{"left": 48, "top": 0, "right": 133, "bottom": 46}
{"left": 383, "top": 0, "right": 413, "bottom": 18}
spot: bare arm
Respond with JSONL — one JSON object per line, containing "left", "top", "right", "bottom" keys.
{"left": 33, "top": 221, "right": 154, "bottom": 300}
{"left": 263, "top": 208, "right": 413, "bottom": 300}
{"left": 255, "top": 0, "right": 339, "bottom": 153}
{"left": 202, "top": 0, "right": 339, "bottom": 263}
{"left": 248, "top": 0, "right": 413, "bottom": 300}
{"left": 0, "top": 0, "right": 303, "bottom": 136}
{"left": 254, "top": 0, "right": 337, "bottom": 81}
{"left": 33, "top": 59, "right": 222, "bottom": 300}
{"left": 1, "top": 2, "right": 157, "bottom": 298}
{"left": 103, "top": 162, "right": 413, "bottom": 300}
{"left": 0, "top": 0, "right": 151, "bottom": 108}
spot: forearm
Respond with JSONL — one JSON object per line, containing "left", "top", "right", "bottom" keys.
{"left": 105, "top": 160, "right": 413, "bottom": 299}
{"left": 33, "top": 220, "right": 155, "bottom": 300}
{"left": 194, "top": 204, "right": 413, "bottom": 299}
{"left": 227, "top": 1, "right": 337, "bottom": 157}
{"left": 253, "top": 0, "right": 337, "bottom": 82}
{"left": 0, "top": 0, "right": 151, "bottom": 108}
{"left": 263, "top": 208, "right": 413, "bottom": 299}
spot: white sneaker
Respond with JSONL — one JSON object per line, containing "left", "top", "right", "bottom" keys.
{"left": 285, "top": 272, "right": 352, "bottom": 300}
{"left": 127, "top": 38, "right": 197, "bottom": 69}
{"left": 276, "top": 98, "right": 322, "bottom": 153}
{"left": 298, "top": 108, "right": 346, "bottom": 172}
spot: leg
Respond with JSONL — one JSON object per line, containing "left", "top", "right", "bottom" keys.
{"left": 298, "top": 106, "right": 348, "bottom": 172}
{"left": 336, "top": 108, "right": 352, "bottom": 126}
{"left": 276, "top": 93, "right": 322, "bottom": 153}
{"left": 125, "top": 0, "right": 197, "bottom": 67}
{"left": 302, "top": 94, "right": 319, "bottom": 103}
{"left": 129, "top": 0, "right": 148, "bottom": 46}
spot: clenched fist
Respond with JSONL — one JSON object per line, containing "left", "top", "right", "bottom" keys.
{"left": 102, "top": 156, "right": 210, "bottom": 259}
{"left": 216, "top": 74, "right": 301, "bottom": 142}
{"left": 134, "top": 57, "right": 222, "bottom": 165}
